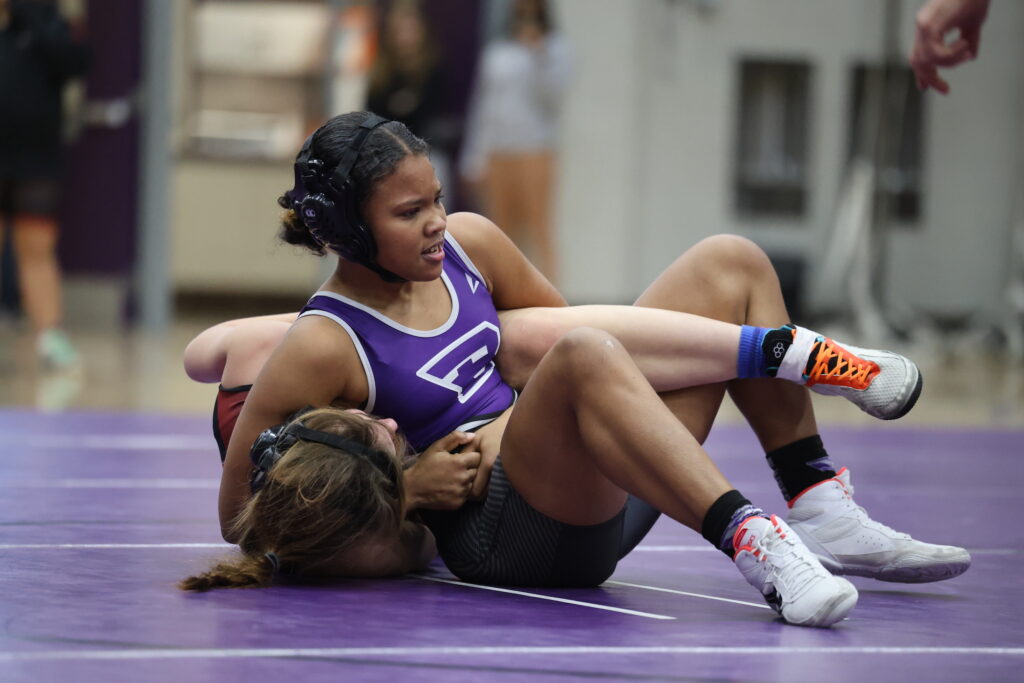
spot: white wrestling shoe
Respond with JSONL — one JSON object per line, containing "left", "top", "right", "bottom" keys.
{"left": 778, "top": 327, "right": 922, "bottom": 420}
{"left": 734, "top": 515, "right": 858, "bottom": 627}
{"left": 786, "top": 468, "right": 971, "bottom": 583}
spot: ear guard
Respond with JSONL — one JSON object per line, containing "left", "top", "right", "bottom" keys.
{"left": 248, "top": 412, "right": 397, "bottom": 494}
{"left": 285, "top": 114, "right": 405, "bottom": 282}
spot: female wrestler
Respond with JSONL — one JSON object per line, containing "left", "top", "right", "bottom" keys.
{"left": 185, "top": 331, "right": 862, "bottom": 628}
{"left": 197, "top": 113, "right": 967, "bottom": 618}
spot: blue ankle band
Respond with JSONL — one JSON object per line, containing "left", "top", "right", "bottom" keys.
{"left": 737, "top": 325, "right": 770, "bottom": 378}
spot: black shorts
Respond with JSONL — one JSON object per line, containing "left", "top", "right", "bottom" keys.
{"left": 422, "top": 456, "right": 626, "bottom": 588}
{"left": 0, "top": 178, "right": 59, "bottom": 218}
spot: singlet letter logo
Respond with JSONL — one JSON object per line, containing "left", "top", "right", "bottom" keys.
{"left": 416, "top": 322, "right": 500, "bottom": 403}
{"left": 466, "top": 273, "right": 480, "bottom": 294}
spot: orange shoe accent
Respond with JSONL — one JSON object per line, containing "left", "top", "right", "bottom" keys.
{"left": 804, "top": 338, "right": 880, "bottom": 389}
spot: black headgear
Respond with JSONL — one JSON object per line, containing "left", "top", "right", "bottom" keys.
{"left": 284, "top": 113, "right": 405, "bottom": 282}
{"left": 249, "top": 409, "right": 397, "bottom": 494}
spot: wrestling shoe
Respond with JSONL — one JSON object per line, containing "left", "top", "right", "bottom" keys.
{"left": 786, "top": 468, "right": 971, "bottom": 583}
{"left": 38, "top": 328, "right": 79, "bottom": 370}
{"left": 733, "top": 514, "right": 858, "bottom": 627}
{"left": 777, "top": 327, "right": 922, "bottom": 420}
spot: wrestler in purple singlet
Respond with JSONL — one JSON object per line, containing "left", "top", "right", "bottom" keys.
{"left": 298, "top": 232, "right": 516, "bottom": 451}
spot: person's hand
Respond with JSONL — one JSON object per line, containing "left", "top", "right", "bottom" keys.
{"left": 404, "top": 431, "right": 480, "bottom": 511}
{"left": 465, "top": 409, "right": 511, "bottom": 500}
{"left": 910, "top": 0, "right": 990, "bottom": 94}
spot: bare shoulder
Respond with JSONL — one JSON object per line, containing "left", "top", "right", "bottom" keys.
{"left": 445, "top": 212, "right": 566, "bottom": 310}
{"left": 446, "top": 212, "right": 518, "bottom": 291}
{"left": 446, "top": 212, "right": 506, "bottom": 255}
{"left": 250, "top": 313, "right": 368, "bottom": 408}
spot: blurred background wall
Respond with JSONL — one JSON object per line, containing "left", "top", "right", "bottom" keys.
{"left": 3, "top": 0, "right": 1021, "bottom": 414}
{"left": 52, "top": 0, "right": 1022, "bottom": 326}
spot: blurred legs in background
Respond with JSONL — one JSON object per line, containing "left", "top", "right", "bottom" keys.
{"left": 483, "top": 150, "right": 558, "bottom": 285}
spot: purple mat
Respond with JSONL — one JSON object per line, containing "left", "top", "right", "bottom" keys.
{"left": 1, "top": 409, "right": 1021, "bottom": 681}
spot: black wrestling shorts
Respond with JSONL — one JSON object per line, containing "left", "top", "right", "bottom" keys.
{"left": 422, "top": 456, "right": 627, "bottom": 588}
{"left": 0, "top": 178, "right": 60, "bottom": 218}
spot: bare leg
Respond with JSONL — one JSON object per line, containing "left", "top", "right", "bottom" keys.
{"left": 634, "top": 235, "right": 817, "bottom": 450}
{"left": 500, "top": 327, "right": 732, "bottom": 529}
{"left": 520, "top": 150, "right": 558, "bottom": 285}
{"left": 13, "top": 216, "right": 63, "bottom": 332}
{"left": 483, "top": 154, "right": 527, "bottom": 257}
{"left": 497, "top": 305, "right": 743, "bottom": 392}
{"left": 498, "top": 327, "right": 859, "bottom": 628}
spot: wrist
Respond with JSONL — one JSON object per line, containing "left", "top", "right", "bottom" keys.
{"left": 402, "top": 466, "right": 423, "bottom": 512}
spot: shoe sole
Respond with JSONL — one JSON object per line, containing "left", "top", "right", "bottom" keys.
{"left": 787, "top": 581, "right": 858, "bottom": 628}
{"left": 817, "top": 555, "right": 971, "bottom": 583}
{"left": 880, "top": 365, "right": 923, "bottom": 420}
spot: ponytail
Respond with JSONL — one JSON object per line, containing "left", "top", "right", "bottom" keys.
{"left": 179, "top": 550, "right": 278, "bottom": 592}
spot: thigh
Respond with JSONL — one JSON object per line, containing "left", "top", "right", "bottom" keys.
{"left": 632, "top": 236, "right": 765, "bottom": 442}
{"left": 425, "top": 457, "right": 624, "bottom": 587}
{"left": 498, "top": 339, "right": 627, "bottom": 527}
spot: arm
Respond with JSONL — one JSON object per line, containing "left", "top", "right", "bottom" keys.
{"left": 910, "top": 0, "right": 990, "bottom": 93}
{"left": 532, "top": 34, "right": 572, "bottom": 115}
{"left": 183, "top": 312, "right": 298, "bottom": 384}
{"left": 218, "top": 316, "right": 363, "bottom": 541}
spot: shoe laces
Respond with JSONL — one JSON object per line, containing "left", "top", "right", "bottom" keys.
{"left": 750, "top": 517, "right": 827, "bottom": 599}
{"left": 833, "top": 478, "right": 911, "bottom": 541}
{"left": 804, "top": 338, "right": 879, "bottom": 389}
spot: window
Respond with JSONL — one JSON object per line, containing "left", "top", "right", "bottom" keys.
{"left": 734, "top": 60, "right": 811, "bottom": 218}
{"left": 847, "top": 64, "right": 924, "bottom": 224}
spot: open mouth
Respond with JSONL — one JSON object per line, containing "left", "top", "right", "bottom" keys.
{"left": 422, "top": 242, "right": 444, "bottom": 255}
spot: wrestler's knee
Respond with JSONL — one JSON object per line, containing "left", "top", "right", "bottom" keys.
{"left": 549, "top": 327, "right": 626, "bottom": 386}
{"left": 689, "top": 234, "right": 774, "bottom": 280}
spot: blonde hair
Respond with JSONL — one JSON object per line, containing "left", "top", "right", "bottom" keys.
{"left": 180, "top": 408, "right": 406, "bottom": 591}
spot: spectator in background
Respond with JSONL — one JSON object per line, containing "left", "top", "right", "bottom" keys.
{"left": 0, "top": 0, "right": 89, "bottom": 368}
{"left": 460, "top": 0, "right": 570, "bottom": 285}
{"left": 367, "top": 0, "right": 458, "bottom": 197}
{"left": 910, "top": 0, "right": 990, "bottom": 93}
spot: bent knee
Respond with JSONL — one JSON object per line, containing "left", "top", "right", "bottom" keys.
{"left": 693, "top": 234, "right": 771, "bottom": 271}
{"left": 550, "top": 327, "right": 625, "bottom": 378}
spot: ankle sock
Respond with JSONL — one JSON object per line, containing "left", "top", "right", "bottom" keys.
{"left": 701, "top": 490, "right": 765, "bottom": 558}
{"left": 737, "top": 324, "right": 834, "bottom": 384}
{"left": 766, "top": 435, "right": 836, "bottom": 501}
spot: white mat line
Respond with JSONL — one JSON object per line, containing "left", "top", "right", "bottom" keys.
{"left": 0, "top": 479, "right": 220, "bottom": 489}
{"left": 0, "top": 543, "right": 230, "bottom": 549}
{"left": 631, "top": 546, "right": 715, "bottom": 552}
{"left": 2, "top": 542, "right": 1014, "bottom": 556}
{"left": 605, "top": 580, "right": 770, "bottom": 610}
{"left": 10, "top": 436, "right": 213, "bottom": 451}
{"left": 1, "top": 646, "right": 1021, "bottom": 662}
{"left": 413, "top": 575, "right": 675, "bottom": 620}
{"left": 631, "top": 545, "right": 1019, "bottom": 555}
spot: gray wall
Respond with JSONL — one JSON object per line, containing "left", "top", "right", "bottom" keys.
{"left": 554, "top": 0, "right": 1023, "bottom": 319}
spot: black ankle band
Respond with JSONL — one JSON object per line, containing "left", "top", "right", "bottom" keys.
{"left": 701, "top": 490, "right": 752, "bottom": 553}
{"left": 765, "top": 435, "right": 836, "bottom": 501}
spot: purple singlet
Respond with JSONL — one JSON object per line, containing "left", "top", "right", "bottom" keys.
{"left": 298, "top": 233, "right": 516, "bottom": 451}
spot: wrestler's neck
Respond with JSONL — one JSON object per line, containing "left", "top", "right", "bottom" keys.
{"left": 325, "top": 258, "right": 443, "bottom": 311}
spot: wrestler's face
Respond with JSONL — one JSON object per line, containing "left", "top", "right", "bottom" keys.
{"left": 362, "top": 154, "right": 447, "bottom": 282}
{"left": 345, "top": 409, "right": 401, "bottom": 456}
